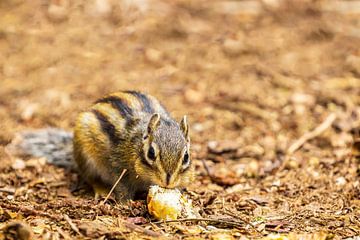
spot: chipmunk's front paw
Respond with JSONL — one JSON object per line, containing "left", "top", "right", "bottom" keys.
{"left": 91, "top": 183, "right": 109, "bottom": 200}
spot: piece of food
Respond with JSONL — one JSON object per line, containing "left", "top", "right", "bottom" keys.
{"left": 147, "top": 185, "right": 197, "bottom": 220}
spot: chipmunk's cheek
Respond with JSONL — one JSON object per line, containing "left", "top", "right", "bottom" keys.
{"left": 171, "top": 179, "right": 181, "bottom": 188}
{"left": 148, "top": 173, "right": 163, "bottom": 187}
{"left": 134, "top": 162, "right": 153, "bottom": 181}
{"left": 180, "top": 171, "right": 193, "bottom": 186}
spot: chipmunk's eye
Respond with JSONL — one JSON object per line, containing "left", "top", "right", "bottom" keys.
{"left": 147, "top": 146, "right": 156, "bottom": 160}
{"left": 183, "top": 151, "right": 189, "bottom": 166}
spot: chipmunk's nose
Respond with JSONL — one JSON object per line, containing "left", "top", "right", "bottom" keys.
{"left": 166, "top": 173, "right": 171, "bottom": 186}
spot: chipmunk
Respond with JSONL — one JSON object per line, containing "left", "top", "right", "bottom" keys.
{"left": 73, "top": 91, "right": 194, "bottom": 200}
{"left": 8, "top": 91, "right": 194, "bottom": 201}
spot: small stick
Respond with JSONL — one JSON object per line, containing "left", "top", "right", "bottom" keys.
{"left": 56, "top": 227, "right": 72, "bottom": 240}
{"left": 201, "top": 159, "right": 212, "bottom": 177}
{"left": 101, "top": 169, "right": 127, "bottom": 205}
{"left": 64, "top": 214, "right": 82, "bottom": 236}
{"left": 223, "top": 209, "right": 261, "bottom": 234}
{"left": 152, "top": 217, "right": 245, "bottom": 229}
{"left": 287, "top": 113, "right": 337, "bottom": 155}
{"left": 0, "top": 187, "right": 16, "bottom": 194}
{"left": 124, "top": 221, "right": 162, "bottom": 237}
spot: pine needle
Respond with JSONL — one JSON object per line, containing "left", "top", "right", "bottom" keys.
{"left": 152, "top": 217, "right": 246, "bottom": 229}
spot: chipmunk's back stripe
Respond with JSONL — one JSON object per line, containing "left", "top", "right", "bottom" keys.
{"left": 125, "top": 91, "right": 154, "bottom": 113}
{"left": 96, "top": 96, "right": 133, "bottom": 120}
{"left": 92, "top": 109, "right": 120, "bottom": 144}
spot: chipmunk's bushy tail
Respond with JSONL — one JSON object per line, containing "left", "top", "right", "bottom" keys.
{"left": 6, "top": 128, "right": 75, "bottom": 168}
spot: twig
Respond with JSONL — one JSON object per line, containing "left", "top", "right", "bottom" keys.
{"left": 64, "top": 214, "right": 83, "bottom": 236}
{"left": 223, "top": 209, "right": 261, "bottom": 234}
{"left": 201, "top": 159, "right": 212, "bottom": 178}
{"left": 101, "top": 169, "right": 127, "bottom": 205}
{"left": 202, "top": 159, "right": 223, "bottom": 185}
{"left": 123, "top": 221, "right": 162, "bottom": 237}
{"left": 0, "top": 187, "right": 16, "bottom": 194}
{"left": 152, "top": 217, "right": 245, "bottom": 229}
{"left": 287, "top": 113, "right": 337, "bottom": 154}
{"left": 56, "top": 227, "right": 72, "bottom": 240}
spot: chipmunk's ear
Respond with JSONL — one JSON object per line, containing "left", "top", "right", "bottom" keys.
{"left": 180, "top": 115, "right": 189, "bottom": 141}
{"left": 147, "top": 113, "right": 160, "bottom": 135}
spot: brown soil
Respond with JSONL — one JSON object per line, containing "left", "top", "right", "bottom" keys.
{"left": 0, "top": 0, "right": 360, "bottom": 239}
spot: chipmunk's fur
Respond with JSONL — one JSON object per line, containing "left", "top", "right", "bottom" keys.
{"left": 8, "top": 91, "right": 194, "bottom": 201}
{"left": 73, "top": 91, "right": 194, "bottom": 201}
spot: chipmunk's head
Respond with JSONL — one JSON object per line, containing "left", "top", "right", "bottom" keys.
{"left": 135, "top": 113, "right": 194, "bottom": 189}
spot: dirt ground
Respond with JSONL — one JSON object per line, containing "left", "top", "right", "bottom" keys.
{"left": 0, "top": 0, "right": 360, "bottom": 239}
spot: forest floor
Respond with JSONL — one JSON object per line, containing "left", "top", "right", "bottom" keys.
{"left": 0, "top": 0, "right": 360, "bottom": 239}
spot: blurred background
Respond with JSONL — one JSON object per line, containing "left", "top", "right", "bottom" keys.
{"left": 0, "top": 0, "right": 360, "bottom": 238}
{"left": 1, "top": 0, "right": 359, "bottom": 138}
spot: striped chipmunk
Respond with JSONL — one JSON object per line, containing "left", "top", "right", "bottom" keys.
{"left": 8, "top": 91, "right": 194, "bottom": 201}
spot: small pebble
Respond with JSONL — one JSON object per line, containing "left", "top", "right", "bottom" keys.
{"left": 336, "top": 177, "right": 346, "bottom": 186}
{"left": 12, "top": 158, "right": 26, "bottom": 170}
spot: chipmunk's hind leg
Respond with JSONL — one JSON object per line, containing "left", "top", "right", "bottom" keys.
{"left": 112, "top": 183, "right": 135, "bottom": 203}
